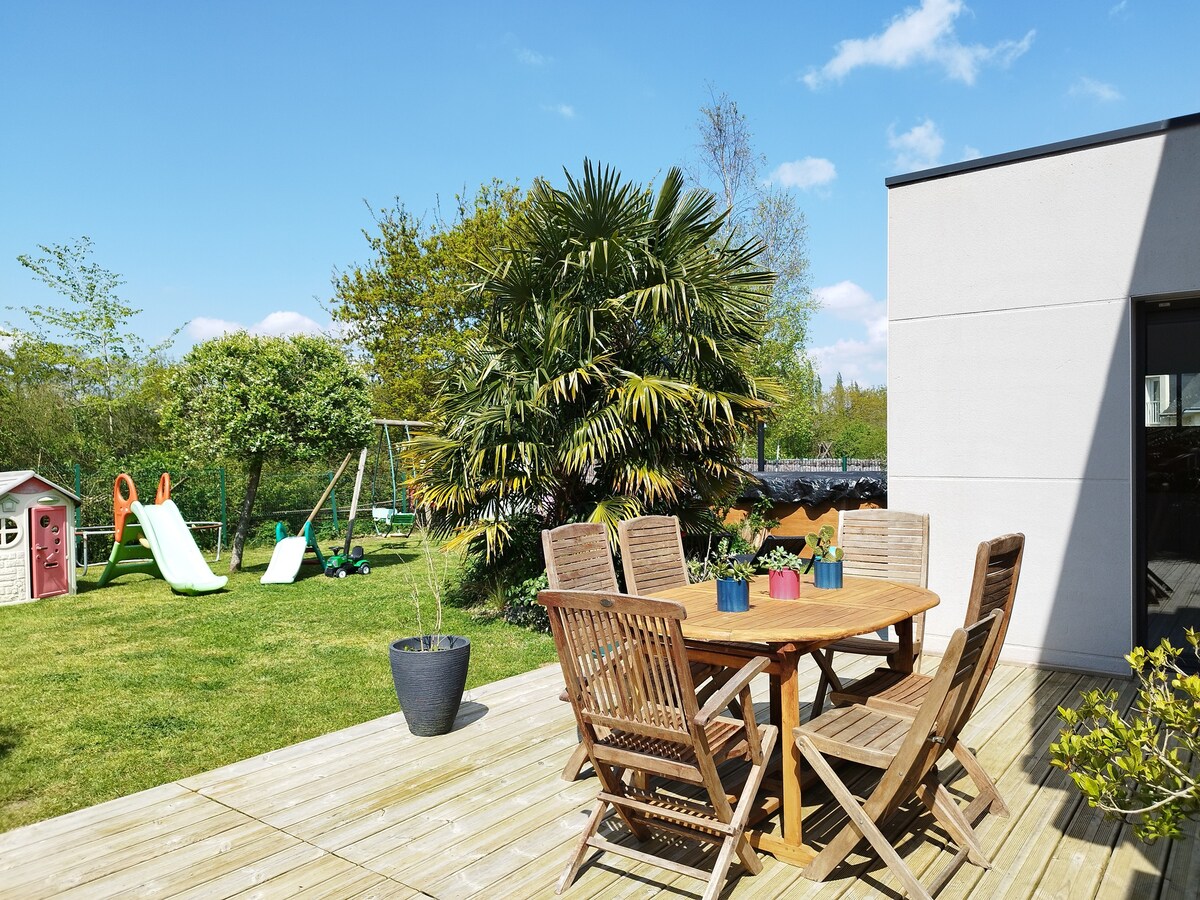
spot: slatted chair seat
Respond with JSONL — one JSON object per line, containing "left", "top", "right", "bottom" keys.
{"left": 597, "top": 719, "right": 747, "bottom": 772}
{"left": 799, "top": 704, "right": 914, "bottom": 766}
{"left": 830, "top": 667, "right": 929, "bottom": 714}
{"left": 541, "top": 588, "right": 778, "bottom": 900}
{"left": 796, "top": 611, "right": 1006, "bottom": 900}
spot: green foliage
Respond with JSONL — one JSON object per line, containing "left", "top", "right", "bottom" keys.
{"left": 163, "top": 332, "right": 373, "bottom": 570}
{"left": 689, "top": 538, "right": 754, "bottom": 582}
{"left": 758, "top": 546, "right": 804, "bottom": 572}
{"left": 814, "top": 374, "right": 887, "bottom": 460}
{"left": 330, "top": 182, "right": 526, "bottom": 419}
{"left": 1, "top": 237, "right": 173, "bottom": 469}
{"left": 502, "top": 573, "right": 551, "bottom": 632}
{"left": 412, "top": 161, "right": 777, "bottom": 590}
{"left": 805, "top": 523, "right": 843, "bottom": 561}
{"left": 1051, "top": 633, "right": 1200, "bottom": 842}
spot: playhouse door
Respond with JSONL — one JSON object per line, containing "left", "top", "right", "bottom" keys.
{"left": 30, "top": 505, "right": 69, "bottom": 598}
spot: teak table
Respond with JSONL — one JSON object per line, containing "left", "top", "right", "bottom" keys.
{"left": 648, "top": 573, "right": 939, "bottom": 865}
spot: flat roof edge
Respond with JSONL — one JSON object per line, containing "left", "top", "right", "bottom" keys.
{"left": 885, "top": 112, "right": 1200, "bottom": 188}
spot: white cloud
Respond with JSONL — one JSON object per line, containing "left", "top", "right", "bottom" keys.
{"left": 809, "top": 281, "right": 888, "bottom": 385}
{"left": 888, "top": 118, "right": 944, "bottom": 171}
{"left": 517, "top": 47, "right": 548, "bottom": 65}
{"left": 186, "top": 317, "right": 242, "bottom": 341}
{"left": 769, "top": 157, "right": 837, "bottom": 191}
{"left": 542, "top": 103, "right": 575, "bottom": 119}
{"left": 1109, "top": 1, "right": 1128, "bottom": 16}
{"left": 803, "top": 0, "right": 1034, "bottom": 88}
{"left": 1069, "top": 76, "right": 1122, "bottom": 103}
{"left": 962, "top": 145, "right": 982, "bottom": 161}
{"left": 185, "top": 311, "right": 326, "bottom": 342}
{"left": 0, "top": 332, "right": 14, "bottom": 352}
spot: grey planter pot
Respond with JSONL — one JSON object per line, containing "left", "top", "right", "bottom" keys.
{"left": 388, "top": 635, "right": 471, "bottom": 736}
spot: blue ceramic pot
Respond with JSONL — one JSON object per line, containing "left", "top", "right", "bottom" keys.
{"left": 716, "top": 578, "right": 751, "bottom": 612}
{"left": 813, "top": 560, "right": 843, "bottom": 590}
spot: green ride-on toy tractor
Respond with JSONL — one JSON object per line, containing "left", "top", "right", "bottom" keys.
{"left": 325, "top": 544, "right": 370, "bottom": 578}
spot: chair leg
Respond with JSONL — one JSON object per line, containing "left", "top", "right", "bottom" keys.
{"left": 915, "top": 771, "right": 991, "bottom": 869}
{"left": 556, "top": 799, "right": 606, "bottom": 893}
{"left": 950, "top": 738, "right": 1009, "bottom": 817}
{"left": 702, "top": 835, "right": 740, "bottom": 900}
{"left": 797, "top": 737, "right": 932, "bottom": 900}
{"left": 808, "top": 650, "right": 843, "bottom": 721}
{"left": 561, "top": 742, "right": 590, "bottom": 782}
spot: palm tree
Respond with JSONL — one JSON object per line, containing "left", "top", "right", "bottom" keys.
{"left": 411, "top": 161, "right": 777, "bottom": 579}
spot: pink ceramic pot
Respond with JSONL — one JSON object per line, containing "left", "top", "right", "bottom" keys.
{"left": 768, "top": 568, "right": 800, "bottom": 600}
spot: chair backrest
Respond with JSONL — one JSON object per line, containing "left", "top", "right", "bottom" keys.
{"left": 618, "top": 515, "right": 690, "bottom": 595}
{"left": 539, "top": 589, "right": 700, "bottom": 745}
{"left": 542, "top": 523, "right": 619, "bottom": 592}
{"left": 837, "top": 509, "right": 929, "bottom": 587}
{"left": 884, "top": 611, "right": 1004, "bottom": 806}
{"left": 962, "top": 532, "right": 1025, "bottom": 699}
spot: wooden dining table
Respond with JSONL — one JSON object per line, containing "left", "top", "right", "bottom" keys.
{"left": 647, "top": 572, "right": 939, "bottom": 866}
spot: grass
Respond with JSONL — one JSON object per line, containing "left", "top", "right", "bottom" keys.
{"left": 0, "top": 532, "right": 557, "bottom": 832}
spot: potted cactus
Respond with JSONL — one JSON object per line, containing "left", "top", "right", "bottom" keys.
{"left": 759, "top": 546, "right": 804, "bottom": 599}
{"left": 713, "top": 554, "right": 756, "bottom": 612}
{"left": 805, "top": 524, "right": 845, "bottom": 590}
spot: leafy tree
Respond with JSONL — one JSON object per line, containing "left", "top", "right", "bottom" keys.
{"left": 163, "top": 333, "right": 373, "bottom": 571}
{"left": 2, "top": 237, "right": 174, "bottom": 469}
{"left": 1052, "top": 635, "right": 1200, "bottom": 842}
{"left": 813, "top": 375, "right": 887, "bottom": 460}
{"left": 329, "top": 181, "right": 526, "bottom": 419}
{"left": 412, "top": 161, "right": 777, "bottom": 589}
{"left": 691, "top": 89, "right": 817, "bottom": 454}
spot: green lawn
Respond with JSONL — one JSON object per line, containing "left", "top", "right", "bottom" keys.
{"left": 0, "top": 534, "right": 557, "bottom": 832}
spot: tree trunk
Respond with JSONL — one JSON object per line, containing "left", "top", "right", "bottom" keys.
{"left": 229, "top": 455, "right": 264, "bottom": 573}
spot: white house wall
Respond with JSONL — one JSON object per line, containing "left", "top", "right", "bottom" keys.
{"left": 888, "top": 122, "right": 1200, "bottom": 675}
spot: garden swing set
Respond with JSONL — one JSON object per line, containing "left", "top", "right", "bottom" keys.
{"left": 259, "top": 419, "right": 422, "bottom": 583}
{"left": 369, "top": 419, "right": 419, "bottom": 537}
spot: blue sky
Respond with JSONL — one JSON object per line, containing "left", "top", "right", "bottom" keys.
{"left": 2, "top": 0, "right": 1197, "bottom": 387}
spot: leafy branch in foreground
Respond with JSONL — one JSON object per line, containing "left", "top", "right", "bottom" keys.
{"left": 1051, "top": 632, "right": 1200, "bottom": 842}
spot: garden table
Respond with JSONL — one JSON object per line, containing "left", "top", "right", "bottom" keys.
{"left": 647, "top": 572, "right": 938, "bottom": 866}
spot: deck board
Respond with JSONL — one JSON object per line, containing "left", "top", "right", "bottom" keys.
{"left": 0, "top": 655, "right": 1177, "bottom": 900}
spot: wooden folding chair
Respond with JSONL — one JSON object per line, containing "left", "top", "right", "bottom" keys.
{"left": 540, "top": 589, "right": 779, "bottom": 900}
{"left": 543, "top": 523, "right": 621, "bottom": 782}
{"left": 829, "top": 533, "right": 1024, "bottom": 818}
{"left": 618, "top": 515, "right": 690, "bottom": 595}
{"left": 809, "top": 509, "right": 930, "bottom": 719}
{"left": 797, "top": 611, "right": 1005, "bottom": 900}
{"left": 543, "top": 522, "right": 620, "bottom": 593}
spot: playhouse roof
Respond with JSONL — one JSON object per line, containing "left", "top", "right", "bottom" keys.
{"left": 0, "top": 471, "right": 80, "bottom": 502}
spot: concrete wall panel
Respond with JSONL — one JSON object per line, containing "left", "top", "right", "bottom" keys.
{"left": 890, "top": 475, "right": 1132, "bottom": 675}
{"left": 889, "top": 136, "right": 1163, "bottom": 319}
{"left": 888, "top": 300, "right": 1131, "bottom": 481}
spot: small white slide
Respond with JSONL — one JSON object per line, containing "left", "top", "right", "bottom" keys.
{"left": 131, "top": 500, "right": 228, "bottom": 594}
{"left": 260, "top": 535, "right": 308, "bottom": 585}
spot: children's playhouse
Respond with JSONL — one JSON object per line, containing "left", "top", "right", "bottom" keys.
{"left": 0, "top": 470, "right": 78, "bottom": 605}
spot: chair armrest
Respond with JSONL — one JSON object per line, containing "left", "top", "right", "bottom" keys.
{"left": 695, "top": 656, "right": 771, "bottom": 726}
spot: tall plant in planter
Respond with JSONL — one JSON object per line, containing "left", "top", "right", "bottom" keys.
{"left": 389, "top": 526, "right": 471, "bottom": 736}
{"left": 409, "top": 161, "right": 778, "bottom": 591}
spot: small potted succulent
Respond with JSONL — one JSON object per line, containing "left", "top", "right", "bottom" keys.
{"left": 759, "top": 546, "right": 804, "bottom": 599}
{"left": 693, "top": 540, "right": 756, "bottom": 612}
{"left": 805, "top": 524, "right": 845, "bottom": 590}
{"left": 713, "top": 554, "right": 756, "bottom": 612}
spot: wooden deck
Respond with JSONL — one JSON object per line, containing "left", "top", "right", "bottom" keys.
{"left": 0, "top": 653, "right": 1189, "bottom": 900}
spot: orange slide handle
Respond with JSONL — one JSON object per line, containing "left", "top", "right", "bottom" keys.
{"left": 113, "top": 474, "right": 138, "bottom": 542}
{"left": 155, "top": 472, "right": 172, "bottom": 504}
